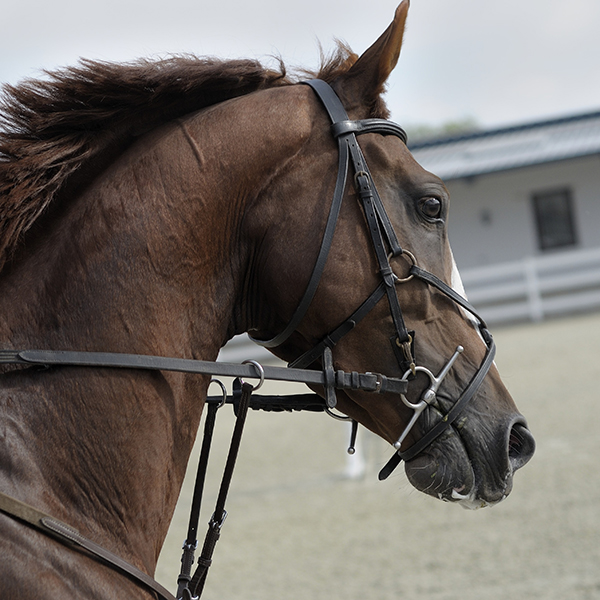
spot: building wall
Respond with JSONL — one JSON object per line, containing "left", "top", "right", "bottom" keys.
{"left": 443, "top": 154, "right": 600, "bottom": 270}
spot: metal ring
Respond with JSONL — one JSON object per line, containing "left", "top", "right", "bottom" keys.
{"left": 399, "top": 393, "right": 428, "bottom": 411}
{"left": 396, "top": 333, "right": 413, "bottom": 350}
{"left": 389, "top": 249, "right": 417, "bottom": 283}
{"left": 240, "top": 360, "right": 265, "bottom": 391}
{"left": 208, "top": 378, "right": 228, "bottom": 408}
{"left": 397, "top": 364, "right": 433, "bottom": 410}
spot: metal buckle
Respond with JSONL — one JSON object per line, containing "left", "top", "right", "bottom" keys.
{"left": 353, "top": 170, "right": 370, "bottom": 187}
{"left": 395, "top": 334, "right": 416, "bottom": 375}
{"left": 209, "top": 510, "right": 228, "bottom": 531}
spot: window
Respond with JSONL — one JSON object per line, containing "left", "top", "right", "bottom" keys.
{"left": 532, "top": 188, "right": 578, "bottom": 251}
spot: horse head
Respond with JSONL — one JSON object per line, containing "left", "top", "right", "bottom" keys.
{"left": 244, "top": 1, "right": 534, "bottom": 508}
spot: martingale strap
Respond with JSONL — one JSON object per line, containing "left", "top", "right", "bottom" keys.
{"left": 185, "top": 381, "right": 253, "bottom": 599}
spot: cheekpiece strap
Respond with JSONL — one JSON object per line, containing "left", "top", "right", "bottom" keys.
{"left": 302, "top": 80, "right": 415, "bottom": 370}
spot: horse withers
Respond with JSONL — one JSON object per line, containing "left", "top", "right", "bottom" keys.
{"left": 0, "top": 2, "right": 534, "bottom": 597}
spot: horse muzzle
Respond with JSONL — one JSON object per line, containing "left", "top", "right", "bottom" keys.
{"left": 404, "top": 413, "right": 535, "bottom": 509}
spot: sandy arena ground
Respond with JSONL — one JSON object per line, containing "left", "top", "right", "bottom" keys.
{"left": 155, "top": 311, "right": 600, "bottom": 600}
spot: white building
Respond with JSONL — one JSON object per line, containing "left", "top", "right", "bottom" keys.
{"left": 411, "top": 110, "right": 600, "bottom": 325}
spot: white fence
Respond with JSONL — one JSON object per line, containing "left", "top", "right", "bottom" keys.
{"left": 218, "top": 334, "right": 273, "bottom": 363}
{"left": 461, "top": 246, "right": 600, "bottom": 326}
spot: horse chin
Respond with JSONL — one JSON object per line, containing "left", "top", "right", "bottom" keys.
{"left": 403, "top": 431, "right": 510, "bottom": 510}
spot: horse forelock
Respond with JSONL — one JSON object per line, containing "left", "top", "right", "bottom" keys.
{"left": 0, "top": 42, "right": 377, "bottom": 273}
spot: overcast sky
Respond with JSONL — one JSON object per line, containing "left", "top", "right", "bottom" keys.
{"left": 2, "top": 0, "right": 599, "bottom": 130}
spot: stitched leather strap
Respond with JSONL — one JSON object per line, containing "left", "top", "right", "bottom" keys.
{"left": 249, "top": 78, "right": 351, "bottom": 349}
{"left": 332, "top": 119, "right": 408, "bottom": 143}
{"left": 303, "top": 79, "right": 349, "bottom": 123}
{"left": 249, "top": 137, "right": 350, "bottom": 348}
{"left": 0, "top": 491, "right": 176, "bottom": 600}
{"left": 289, "top": 281, "right": 386, "bottom": 369}
{"left": 176, "top": 401, "right": 220, "bottom": 598}
{"left": 410, "top": 266, "right": 489, "bottom": 329}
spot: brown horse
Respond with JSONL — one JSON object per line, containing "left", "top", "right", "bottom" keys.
{"left": 0, "top": 2, "right": 534, "bottom": 597}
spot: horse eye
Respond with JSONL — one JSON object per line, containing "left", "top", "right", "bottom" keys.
{"left": 419, "top": 197, "right": 442, "bottom": 219}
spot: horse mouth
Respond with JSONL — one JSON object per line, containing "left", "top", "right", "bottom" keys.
{"left": 403, "top": 417, "right": 535, "bottom": 509}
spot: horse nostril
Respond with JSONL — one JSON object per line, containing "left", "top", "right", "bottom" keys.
{"left": 507, "top": 422, "right": 535, "bottom": 471}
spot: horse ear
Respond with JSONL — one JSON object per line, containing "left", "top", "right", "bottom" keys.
{"left": 337, "top": 1, "right": 409, "bottom": 112}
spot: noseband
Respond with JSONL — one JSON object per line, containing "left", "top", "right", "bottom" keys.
{"left": 252, "top": 79, "right": 497, "bottom": 478}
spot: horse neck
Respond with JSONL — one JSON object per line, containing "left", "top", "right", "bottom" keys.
{"left": 0, "top": 105, "right": 273, "bottom": 572}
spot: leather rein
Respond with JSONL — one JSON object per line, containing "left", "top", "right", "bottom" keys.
{"left": 0, "top": 80, "right": 495, "bottom": 599}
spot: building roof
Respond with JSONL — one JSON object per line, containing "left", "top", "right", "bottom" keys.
{"left": 409, "top": 110, "right": 600, "bottom": 181}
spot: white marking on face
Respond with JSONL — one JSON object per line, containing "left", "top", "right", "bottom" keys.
{"left": 450, "top": 249, "right": 468, "bottom": 301}
{"left": 450, "top": 248, "right": 487, "bottom": 347}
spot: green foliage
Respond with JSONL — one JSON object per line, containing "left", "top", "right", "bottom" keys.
{"left": 406, "top": 117, "right": 480, "bottom": 144}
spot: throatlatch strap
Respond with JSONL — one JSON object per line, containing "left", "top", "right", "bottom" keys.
{"left": 249, "top": 107, "right": 350, "bottom": 349}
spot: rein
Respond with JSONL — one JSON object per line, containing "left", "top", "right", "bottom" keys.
{"left": 0, "top": 348, "right": 408, "bottom": 399}
{"left": 0, "top": 80, "right": 496, "bottom": 599}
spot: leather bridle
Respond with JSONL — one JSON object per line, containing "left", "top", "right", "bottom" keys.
{"left": 252, "top": 79, "right": 497, "bottom": 476}
{"left": 0, "top": 79, "right": 496, "bottom": 598}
